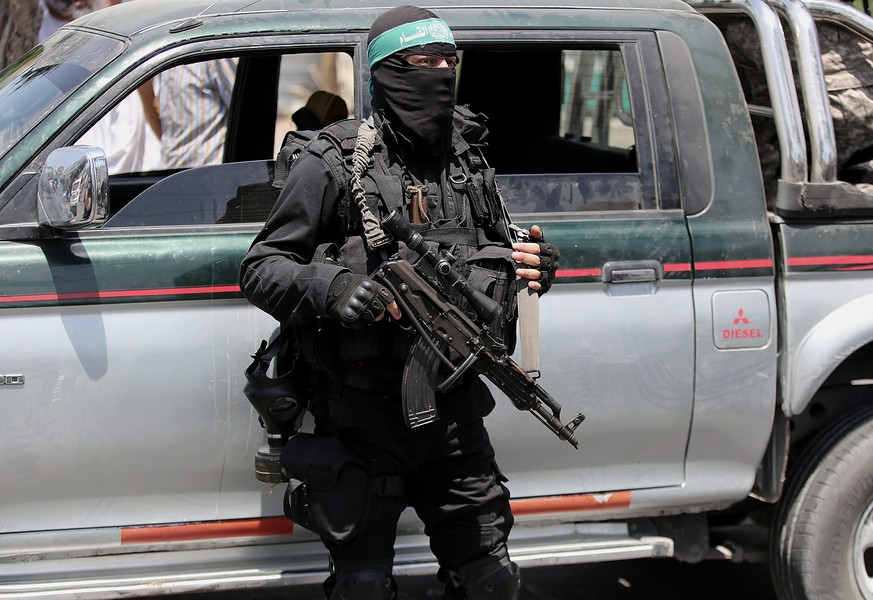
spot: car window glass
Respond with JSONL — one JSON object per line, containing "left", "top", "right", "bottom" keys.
{"left": 274, "top": 53, "right": 355, "bottom": 156}
{"left": 79, "top": 58, "right": 240, "bottom": 176}
{"left": 105, "top": 160, "right": 274, "bottom": 227}
{"left": 96, "top": 51, "right": 353, "bottom": 228}
{"left": 560, "top": 50, "right": 635, "bottom": 150}
{"left": 0, "top": 31, "right": 123, "bottom": 158}
{"left": 456, "top": 46, "right": 643, "bottom": 215}
{"left": 97, "top": 45, "right": 647, "bottom": 228}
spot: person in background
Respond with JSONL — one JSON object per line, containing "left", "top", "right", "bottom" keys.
{"left": 52, "top": 0, "right": 161, "bottom": 174}
{"left": 77, "top": 91, "right": 162, "bottom": 174}
{"left": 291, "top": 90, "right": 349, "bottom": 131}
{"left": 140, "top": 58, "right": 239, "bottom": 169}
{"left": 38, "top": 0, "right": 107, "bottom": 43}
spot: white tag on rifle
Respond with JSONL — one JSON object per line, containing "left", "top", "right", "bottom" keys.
{"left": 517, "top": 283, "right": 540, "bottom": 377}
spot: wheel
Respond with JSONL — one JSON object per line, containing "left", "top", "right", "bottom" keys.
{"left": 771, "top": 404, "right": 873, "bottom": 600}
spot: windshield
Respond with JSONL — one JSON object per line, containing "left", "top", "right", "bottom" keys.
{"left": 0, "top": 31, "right": 124, "bottom": 157}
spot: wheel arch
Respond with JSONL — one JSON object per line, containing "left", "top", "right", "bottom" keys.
{"left": 785, "top": 293, "right": 873, "bottom": 417}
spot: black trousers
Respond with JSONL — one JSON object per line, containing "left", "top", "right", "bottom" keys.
{"left": 313, "top": 375, "right": 514, "bottom": 576}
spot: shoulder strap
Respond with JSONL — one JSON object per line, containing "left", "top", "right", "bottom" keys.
{"left": 272, "top": 130, "right": 319, "bottom": 190}
{"left": 272, "top": 119, "right": 361, "bottom": 191}
{"left": 349, "top": 117, "right": 394, "bottom": 250}
{"left": 247, "top": 327, "right": 293, "bottom": 379}
{"left": 369, "top": 152, "right": 406, "bottom": 214}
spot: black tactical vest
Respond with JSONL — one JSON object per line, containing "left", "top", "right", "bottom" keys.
{"left": 279, "top": 107, "right": 518, "bottom": 368}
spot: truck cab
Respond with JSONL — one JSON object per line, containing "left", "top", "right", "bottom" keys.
{"left": 1, "top": 2, "right": 873, "bottom": 599}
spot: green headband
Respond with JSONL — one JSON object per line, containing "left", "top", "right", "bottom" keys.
{"left": 367, "top": 17, "right": 456, "bottom": 68}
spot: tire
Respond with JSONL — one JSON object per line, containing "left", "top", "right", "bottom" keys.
{"left": 770, "top": 403, "right": 873, "bottom": 600}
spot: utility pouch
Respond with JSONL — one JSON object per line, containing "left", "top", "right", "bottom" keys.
{"left": 481, "top": 168, "right": 502, "bottom": 225}
{"left": 466, "top": 170, "right": 495, "bottom": 228}
{"left": 297, "top": 317, "right": 339, "bottom": 371}
{"left": 280, "top": 433, "right": 372, "bottom": 545}
{"left": 295, "top": 241, "right": 343, "bottom": 370}
{"left": 464, "top": 245, "right": 519, "bottom": 354}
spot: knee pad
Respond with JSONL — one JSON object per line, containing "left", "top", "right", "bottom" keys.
{"left": 327, "top": 569, "right": 397, "bottom": 600}
{"left": 442, "top": 546, "right": 521, "bottom": 600}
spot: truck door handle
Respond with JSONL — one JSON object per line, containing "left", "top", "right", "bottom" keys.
{"left": 602, "top": 260, "right": 663, "bottom": 283}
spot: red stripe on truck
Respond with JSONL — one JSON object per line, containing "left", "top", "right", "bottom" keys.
{"left": 511, "top": 491, "right": 632, "bottom": 515}
{"left": 120, "top": 516, "right": 293, "bottom": 544}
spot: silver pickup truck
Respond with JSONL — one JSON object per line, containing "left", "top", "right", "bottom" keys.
{"left": 2, "top": 1, "right": 873, "bottom": 599}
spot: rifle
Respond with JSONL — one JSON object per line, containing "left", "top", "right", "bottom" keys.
{"left": 373, "top": 210, "right": 585, "bottom": 449}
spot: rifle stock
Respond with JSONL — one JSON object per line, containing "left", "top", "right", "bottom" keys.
{"left": 374, "top": 210, "right": 585, "bottom": 449}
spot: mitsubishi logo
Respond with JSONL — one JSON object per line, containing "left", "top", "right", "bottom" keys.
{"left": 733, "top": 309, "right": 750, "bottom": 325}
{"left": 724, "top": 307, "right": 763, "bottom": 340}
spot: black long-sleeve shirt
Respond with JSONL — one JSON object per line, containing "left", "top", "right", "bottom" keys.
{"left": 240, "top": 146, "right": 349, "bottom": 324}
{"left": 240, "top": 117, "right": 450, "bottom": 324}
{"left": 241, "top": 110, "right": 516, "bottom": 357}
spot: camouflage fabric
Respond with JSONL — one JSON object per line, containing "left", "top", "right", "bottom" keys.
{"left": 819, "top": 22, "right": 873, "bottom": 168}
{"left": 722, "top": 18, "right": 873, "bottom": 197}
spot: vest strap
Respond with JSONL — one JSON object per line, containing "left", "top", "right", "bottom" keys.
{"left": 371, "top": 152, "right": 406, "bottom": 212}
{"left": 418, "top": 226, "right": 480, "bottom": 247}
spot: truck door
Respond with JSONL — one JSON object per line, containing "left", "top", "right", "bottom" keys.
{"left": 455, "top": 33, "right": 697, "bottom": 497}
{"left": 0, "top": 45, "right": 357, "bottom": 535}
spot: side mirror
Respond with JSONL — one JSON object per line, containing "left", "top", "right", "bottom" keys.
{"left": 38, "top": 146, "right": 109, "bottom": 229}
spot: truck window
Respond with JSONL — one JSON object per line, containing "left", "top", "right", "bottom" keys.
{"left": 456, "top": 45, "right": 648, "bottom": 215}
{"left": 99, "top": 44, "right": 649, "bottom": 227}
{"left": 0, "top": 31, "right": 123, "bottom": 159}
{"left": 95, "top": 51, "right": 354, "bottom": 228}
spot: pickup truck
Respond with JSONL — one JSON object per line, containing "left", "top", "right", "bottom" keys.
{"left": 2, "top": 0, "right": 873, "bottom": 599}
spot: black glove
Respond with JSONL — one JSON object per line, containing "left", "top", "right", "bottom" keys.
{"left": 534, "top": 234, "right": 560, "bottom": 296}
{"left": 326, "top": 272, "right": 394, "bottom": 330}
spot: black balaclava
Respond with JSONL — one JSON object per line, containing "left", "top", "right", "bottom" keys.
{"left": 367, "top": 6, "right": 457, "bottom": 157}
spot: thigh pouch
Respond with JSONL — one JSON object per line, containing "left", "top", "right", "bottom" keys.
{"left": 280, "top": 433, "right": 404, "bottom": 545}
